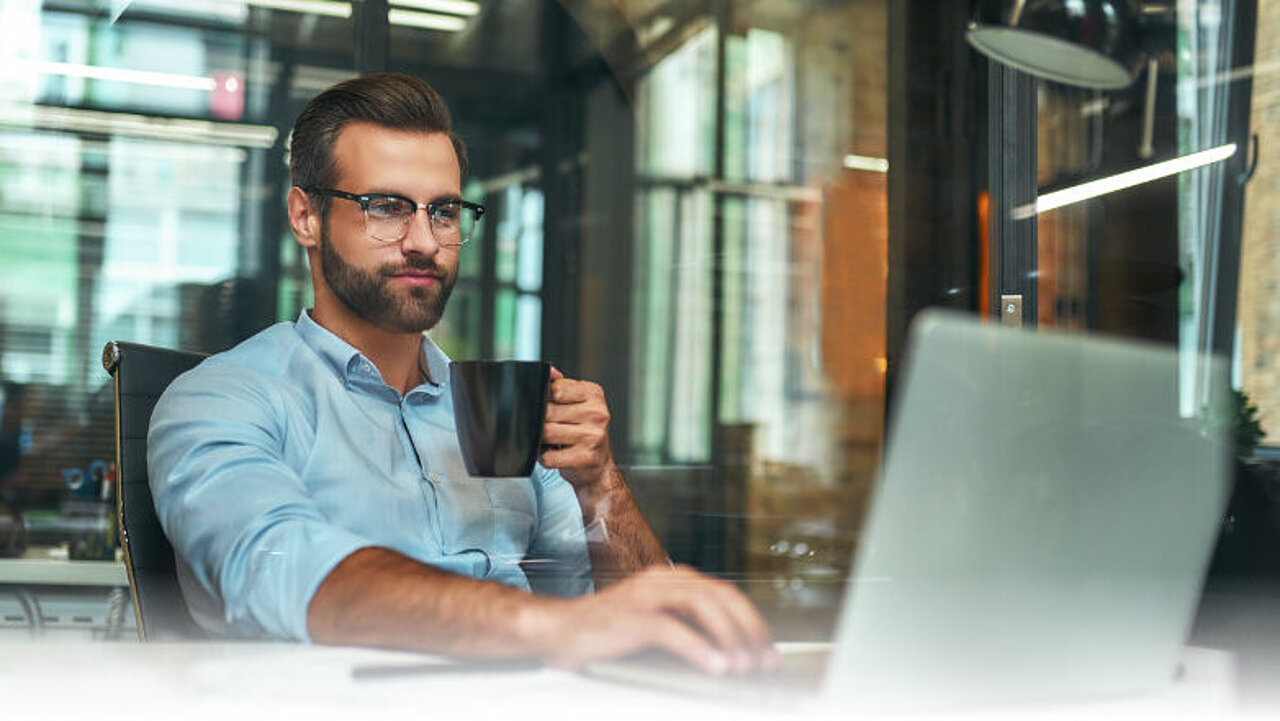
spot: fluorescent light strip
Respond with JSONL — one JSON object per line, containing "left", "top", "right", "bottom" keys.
{"left": 388, "top": 8, "right": 466, "bottom": 30}
{"left": 0, "top": 104, "right": 278, "bottom": 149}
{"left": 843, "top": 154, "right": 889, "bottom": 173}
{"left": 10, "top": 59, "right": 216, "bottom": 91}
{"left": 0, "top": 136, "right": 248, "bottom": 164}
{"left": 246, "top": 0, "right": 351, "bottom": 18}
{"left": 1017, "top": 143, "right": 1238, "bottom": 219}
{"left": 244, "top": 0, "right": 470, "bottom": 30}
{"left": 392, "top": 0, "right": 479, "bottom": 16}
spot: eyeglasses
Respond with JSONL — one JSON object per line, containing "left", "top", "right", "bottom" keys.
{"left": 304, "top": 187, "right": 485, "bottom": 247}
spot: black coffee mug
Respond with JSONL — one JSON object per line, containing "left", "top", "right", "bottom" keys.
{"left": 449, "top": 360, "right": 551, "bottom": 477}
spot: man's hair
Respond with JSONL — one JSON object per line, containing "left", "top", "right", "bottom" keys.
{"left": 289, "top": 72, "right": 469, "bottom": 216}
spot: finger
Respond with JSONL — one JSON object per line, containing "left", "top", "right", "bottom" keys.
{"left": 546, "top": 614, "right": 728, "bottom": 675}
{"left": 544, "top": 401, "right": 608, "bottom": 426}
{"left": 664, "top": 591, "right": 754, "bottom": 671}
{"left": 541, "top": 422, "right": 592, "bottom": 447}
{"left": 550, "top": 366, "right": 564, "bottom": 381}
{"left": 658, "top": 583, "right": 758, "bottom": 667}
{"left": 541, "top": 418, "right": 608, "bottom": 445}
{"left": 663, "top": 568, "right": 777, "bottom": 669}
{"left": 706, "top": 582, "right": 777, "bottom": 666}
{"left": 549, "top": 378, "right": 602, "bottom": 404}
{"left": 539, "top": 445, "right": 595, "bottom": 470}
{"left": 645, "top": 615, "right": 733, "bottom": 676}
{"left": 700, "top": 576, "right": 776, "bottom": 661}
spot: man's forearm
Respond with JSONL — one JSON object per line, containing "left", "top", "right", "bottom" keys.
{"left": 309, "top": 545, "right": 777, "bottom": 674}
{"left": 307, "top": 546, "right": 561, "bottom": 656}
{"left": 576, "top": 464, "right": 669, "bottom": 585}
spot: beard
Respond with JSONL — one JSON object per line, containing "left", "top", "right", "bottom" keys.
{"left": 318, "top": 223, "right": 456, "bottom": 334}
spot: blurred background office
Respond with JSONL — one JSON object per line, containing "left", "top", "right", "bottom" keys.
{"left": 0, "top": 0, "right": 1277, "bottom": 639}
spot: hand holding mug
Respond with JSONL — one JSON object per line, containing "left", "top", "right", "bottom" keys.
{"left": 539, "top": 367, "right": 615, "bottom": 491}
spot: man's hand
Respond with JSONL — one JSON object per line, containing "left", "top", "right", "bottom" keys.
{"left": 531, "top": 564, "right": 779, "bottom": 675}
{"left": 540, "top": 367, "right": 614, "bottom": 490}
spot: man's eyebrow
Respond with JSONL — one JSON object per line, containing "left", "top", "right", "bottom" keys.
{"left": 360, "top": 189, "right": 464, "bottom": 205}
{"left": 361, "top": 188, "right": 415, "bottom": 199}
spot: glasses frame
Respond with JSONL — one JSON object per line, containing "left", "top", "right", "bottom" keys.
{"left": 303, "top": 187, "right": 485, "bottom": 247}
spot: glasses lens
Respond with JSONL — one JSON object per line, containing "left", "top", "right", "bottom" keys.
{"left": 365, "top": 196, "right": 414, "bottom": 241}
{"left": 429, "top": 202, "right": 478, "bottom": 246}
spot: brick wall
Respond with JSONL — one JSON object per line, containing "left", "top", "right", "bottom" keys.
{"left": 1239, "top": 0, "right": 1280, "bottom": 444}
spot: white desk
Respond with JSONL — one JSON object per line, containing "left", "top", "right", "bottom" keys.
{"left": 0, "top": 642, "right": 1251, "bottom": 721}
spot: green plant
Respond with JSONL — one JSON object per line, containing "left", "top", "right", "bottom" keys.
{"left": 1232, "top": 389, "right": 1266, "bottom": 458}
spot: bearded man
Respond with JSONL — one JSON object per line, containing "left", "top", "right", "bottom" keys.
{"left": 149, "top": 72, "right": 776, "bottom": 674}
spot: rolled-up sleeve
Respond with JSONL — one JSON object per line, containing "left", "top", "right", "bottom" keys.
{"left": 148, "top": 366, "right": 370, "bottom": 641}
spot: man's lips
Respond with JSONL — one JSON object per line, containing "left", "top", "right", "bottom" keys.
{"left": 387, "top": 269, "right": 443, "bottom": 287}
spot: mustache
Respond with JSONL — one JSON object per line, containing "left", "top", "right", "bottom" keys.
{"left": 380, "top": 258, "right": 448, "bottom": 277}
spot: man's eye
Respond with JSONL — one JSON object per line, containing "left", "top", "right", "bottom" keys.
{"left": 367, "top": 197, "right": 413, "bottom": 218}
{"left": 430, "top": 203, "right": 461, "bottom": 224}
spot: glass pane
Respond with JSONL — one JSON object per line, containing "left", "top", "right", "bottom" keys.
{"left": 514, "top": 293, "right": 541, "bottom": 361}
{"left": 630, "top": 186, "right": 678, "bottom": 460}
{"left": 666, "top": 188, "right": 713, "bottom": 462}
{"left": 458, "top": 178, "right": 485, "bottom": 281}
{"left": 1030, "top": 3, "right": 1244, "bottom": 421}
{"left": 636, "top": 24, "right": 717, "bottom": 179}
{"left": 516, "top": 187, "right": 543, "bottom": 293}
{"left": 493, "top": 288, "right": 517, "bottom": 360}
{"left": 495, "top": 184, "right": 520, "bottom": 284}
{"left": 433, "top": 281, "right": 481, "bottom": 362}
{"left": 0, "top": 3, "right": 342, "bottom": 577}
{"left": 622, "top": 2, "right": 888, "bottom": 606}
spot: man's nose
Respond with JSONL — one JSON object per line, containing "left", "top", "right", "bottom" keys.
{"left": 399, "top": 209, "right": 440, "bottom": 255}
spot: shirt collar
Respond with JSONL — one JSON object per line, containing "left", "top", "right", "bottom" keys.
{"left": 418, "top": 333, "right": 451, "bottom": 398}
{"left": 293, "top": 309, "right": 452, "bottom": 396}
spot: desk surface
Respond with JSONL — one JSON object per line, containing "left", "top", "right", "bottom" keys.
{"left": 0, "top": 641, "right": 1252, "bottom": 721}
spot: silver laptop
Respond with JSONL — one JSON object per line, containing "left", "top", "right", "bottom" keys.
{"left": 587, "top": 310, "right": 1232, "bottom": 712}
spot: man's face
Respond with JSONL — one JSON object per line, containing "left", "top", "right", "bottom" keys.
{"left": 315, "top": 122, "right": 462, "bottom": 335}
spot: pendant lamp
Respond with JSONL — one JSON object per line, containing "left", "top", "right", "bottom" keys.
{"left": 966, "top": 0, "right": 1141, "bottom": 90}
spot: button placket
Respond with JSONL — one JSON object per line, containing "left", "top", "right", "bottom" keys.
{"left": 402, "top": 404, "right": 447, "bottom": 550}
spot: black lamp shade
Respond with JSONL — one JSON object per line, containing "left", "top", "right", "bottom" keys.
{"left": 967, "top": 0, "right": 1140, "bottom": 89}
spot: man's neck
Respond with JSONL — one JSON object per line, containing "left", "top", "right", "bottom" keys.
{"left": 309, "top": 304, "right": 430, "bottom": 396}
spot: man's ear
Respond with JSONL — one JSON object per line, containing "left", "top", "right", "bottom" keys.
{"left": 286, "top": 187, "right": 321, "bottom": 249}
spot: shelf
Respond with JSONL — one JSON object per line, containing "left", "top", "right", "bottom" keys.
{"left": 0, "top": 554, "right": 128, "bottom": 587}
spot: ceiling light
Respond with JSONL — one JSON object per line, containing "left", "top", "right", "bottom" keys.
{"left": 246, "top": 0, "right": 351, "bottom": 18}
{"left": 1016, "top": 143, "right": 1237, "bottom": 218}
{"left": 391, "top": 0, "right": 479, "bottom": 16}
{"left": 843, "top": 154, "right": 889, "bottom": 173}
{"left": 389, "top": 8, "right": 466, "bottom": 31}
{"left": 10, "top": 59, "right": 216, "bottom": 91}
{"left": 0, "top": 103, "right": 278, "bottom": 148}
{"left": 966, "top": 0, "right": 1140, "bottom": 90}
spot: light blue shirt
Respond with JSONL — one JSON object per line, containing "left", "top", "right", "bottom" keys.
{"left": 148, "top": 311, "right": 592, "bottom": 641}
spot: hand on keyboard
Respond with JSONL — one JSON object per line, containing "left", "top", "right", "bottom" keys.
{"left": 531, "top": 564, "right": 780, "bottom": 675}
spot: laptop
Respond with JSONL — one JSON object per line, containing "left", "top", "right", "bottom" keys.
{"left": 585, "top": 310, "right": 1233, "bottom": 712}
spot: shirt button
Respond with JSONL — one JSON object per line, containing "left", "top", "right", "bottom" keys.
{"left": 362, "top": 361, "right": 375, "bottom": 375}
{"left": 428, "top": 471, "right": 442, "bottom": 483}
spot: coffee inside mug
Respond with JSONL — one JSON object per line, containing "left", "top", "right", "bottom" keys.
{"left": 449, "top": 360, "right": 551, "bottom": 477}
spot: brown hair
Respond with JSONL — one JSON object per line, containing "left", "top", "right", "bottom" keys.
{"left": 288, "top": 72, "right": 469, "bottom": 215}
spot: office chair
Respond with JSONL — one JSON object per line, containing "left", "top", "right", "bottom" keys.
{"left": 103, "top": 341, "right": 208, "bottom": 641}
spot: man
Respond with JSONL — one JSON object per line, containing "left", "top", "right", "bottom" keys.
{"left": 149, "top": 72, "right": 776, "bottom": 675}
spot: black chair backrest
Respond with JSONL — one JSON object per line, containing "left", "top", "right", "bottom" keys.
{"left": 103, "top": 341, "right": 208, "bottom": 641}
